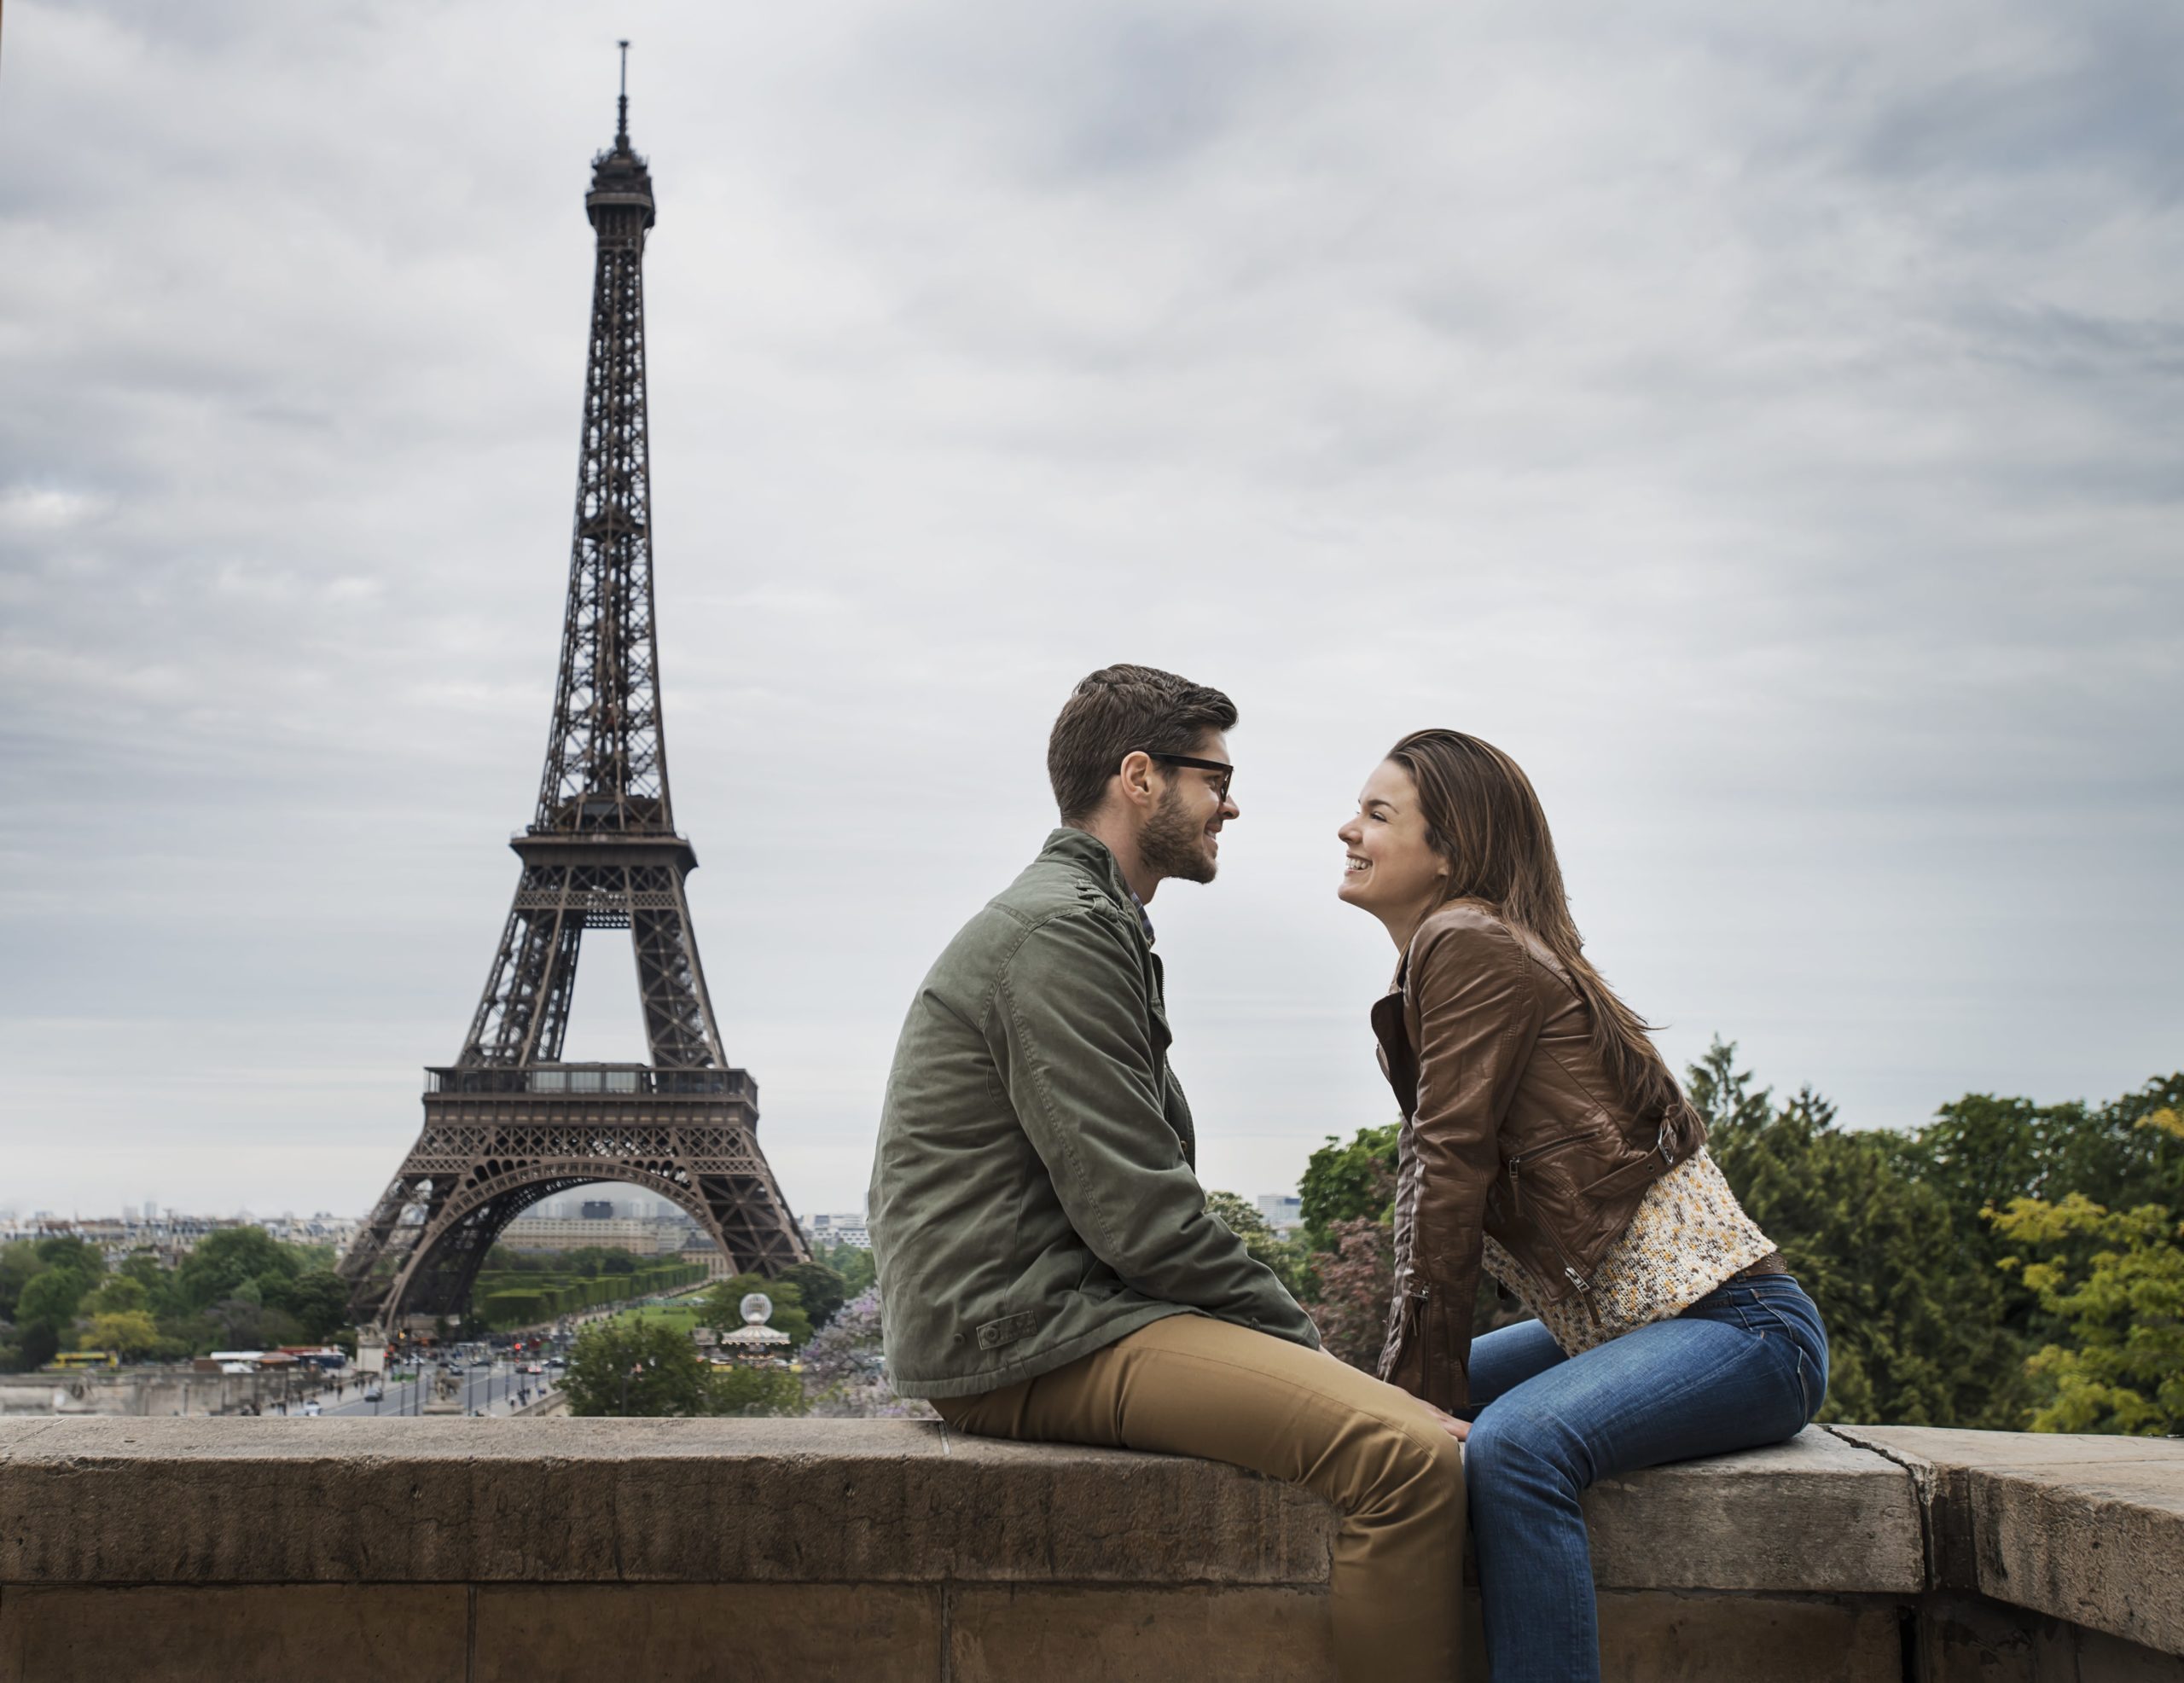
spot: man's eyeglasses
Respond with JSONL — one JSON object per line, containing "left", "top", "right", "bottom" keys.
{"left": 1135, "top": 750, "right": 1234, "bottom": 804}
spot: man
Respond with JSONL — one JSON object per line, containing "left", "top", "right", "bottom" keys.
{"left": 870, "top": 664, "right": 1466, "bottom": 1681}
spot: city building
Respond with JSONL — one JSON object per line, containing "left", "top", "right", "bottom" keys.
{"left": 1256, "top": 1195, "right": 1304, "bottom": 1236}
{"left": 679, "top": 1227, "right": 736, "bottom": 1281}
{"left": 802, "top": 1213, "right": 871, "bottom": 1251}
{"left": 0, "top": 1210, "right": 281, "bottom": 1269}
{"left": 496, "top": 1215, "right": 693, "bottom": 1256}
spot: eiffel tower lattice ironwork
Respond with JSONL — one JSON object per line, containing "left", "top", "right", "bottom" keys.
{"left": 340, "top": 54, "right": 807, "bottom": 1328}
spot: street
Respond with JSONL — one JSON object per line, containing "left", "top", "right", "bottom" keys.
{"left": 317, "top": 1365, "right": 555, "bottom": 1419}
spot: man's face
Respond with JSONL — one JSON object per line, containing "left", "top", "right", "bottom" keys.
{"left": 1137, "top": 730, "right": 1240, "bottom": 885}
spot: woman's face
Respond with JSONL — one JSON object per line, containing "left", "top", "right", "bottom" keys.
{"left": 1337, "top": 759, "right": 1450, "bottom": 924}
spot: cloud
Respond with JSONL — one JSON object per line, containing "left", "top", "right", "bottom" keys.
{"left": 0, "top": 0, "right": 2178, "bottom": 1219}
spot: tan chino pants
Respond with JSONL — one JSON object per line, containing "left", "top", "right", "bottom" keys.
{"left": 932, "top": 1313, "right": 1465, "bottom": 1681}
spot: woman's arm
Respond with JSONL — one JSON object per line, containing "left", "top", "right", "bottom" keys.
{"left": 1389, "top": 910, "right": 1546, "bottom": 1409}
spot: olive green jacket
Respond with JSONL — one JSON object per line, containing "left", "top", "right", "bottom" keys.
{"left": 869, "top": 828, "right": 1321, "bottom": 1399}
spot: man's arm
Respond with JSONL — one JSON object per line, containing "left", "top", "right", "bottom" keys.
{"left": 990, "top": 906, "right": 1320, "bottom": 1348}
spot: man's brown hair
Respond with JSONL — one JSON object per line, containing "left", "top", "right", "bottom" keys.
{"left": 1048, "top": 664, "right": 1238, "bottom": 824}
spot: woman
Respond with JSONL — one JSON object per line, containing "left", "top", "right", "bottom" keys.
{"left": 1337, "top": 728, "right": 1829, "bottom": 1683}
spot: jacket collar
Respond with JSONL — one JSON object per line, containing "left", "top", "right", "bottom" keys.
{"left": 1040, "top": 827, "right": 1142, "bottom": 926}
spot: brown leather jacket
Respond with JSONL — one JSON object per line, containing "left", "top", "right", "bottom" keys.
{"left": 1373, "top": 901, "right": 1682, "bottom": 1410}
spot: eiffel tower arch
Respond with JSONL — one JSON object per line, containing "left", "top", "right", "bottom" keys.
{"left": 340, "top": 55, "right": 807, "bottom": 1330}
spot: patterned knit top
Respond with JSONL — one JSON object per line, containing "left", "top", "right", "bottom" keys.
{"left": 1481, "top": 1146, "right": 1776, "bottom": 1356}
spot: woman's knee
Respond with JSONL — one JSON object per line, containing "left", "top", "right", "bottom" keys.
{"left": 1463, "top": 1409, "right": 1580, "bottom": 1499}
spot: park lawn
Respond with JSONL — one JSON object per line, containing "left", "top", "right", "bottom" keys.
{"left": 610, "top": 1302, "right": 703, "bottom": 1334}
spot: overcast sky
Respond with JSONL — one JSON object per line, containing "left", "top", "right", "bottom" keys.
{"left": 3, "top": 0, "right": 2179, "bottom": 1225}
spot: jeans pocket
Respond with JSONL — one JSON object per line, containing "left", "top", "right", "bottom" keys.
{"left": 1748, "top": 1291, "right": 1816, "bottom": 1345}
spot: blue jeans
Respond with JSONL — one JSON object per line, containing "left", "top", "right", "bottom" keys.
{"left": 1462, "top": 1274, "right": 1829, "bottom": 1683}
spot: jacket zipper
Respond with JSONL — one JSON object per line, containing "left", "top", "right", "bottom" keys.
{"left": 1390, "top": 1282, "right": 1430, "bottom": 1383}
{"left": 1505, "top": 1135, "right": 1595, "bottom": 1296}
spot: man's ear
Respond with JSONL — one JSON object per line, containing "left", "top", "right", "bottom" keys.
{"left": 1114, "top": 750, "right": 1159, "bottom": 811}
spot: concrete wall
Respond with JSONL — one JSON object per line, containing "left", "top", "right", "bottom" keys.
{"left": 0, "top": 1419, "right": 2176, "bottom": 1681}
{"left": 0, "top": 1370, "right": 265, "bottom": 1419}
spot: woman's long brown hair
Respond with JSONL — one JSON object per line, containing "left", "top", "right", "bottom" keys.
{"left": 1385, "top": 728, "right": 1707, "bottom": 1158}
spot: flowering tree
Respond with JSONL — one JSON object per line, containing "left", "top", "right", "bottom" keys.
{"left": 799, "top": 1288, "right": 935, "bottom": 1419}
{"left": 1310, "top": 1217, "right": 1397, "bottom": 1372}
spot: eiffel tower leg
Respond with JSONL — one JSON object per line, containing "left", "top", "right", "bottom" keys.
{"left": 464, "top": 873, "right": 584, "bottom": 1066}
{"left": 337, "top": 1169, "right": 453, "bottom": 1327}
{"left": 700, "top": 1164, "right": 807, "bottom": 1273}
{"left": 631, "top": 871, "right": 723, "bottom": 1069}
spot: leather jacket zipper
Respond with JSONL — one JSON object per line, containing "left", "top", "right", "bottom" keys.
{"left": 1505, "top": 1135, "right": 1595, "bottom": 1296}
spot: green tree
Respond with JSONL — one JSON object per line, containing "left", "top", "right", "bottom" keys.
{"left": 81, "top": 1275, "right": 151, "bottom": 1317}
{"left": 0, "top": 1243, "right": 44, "bottom": 1320}
{"left": 1885, "top": 1078, "right": 2184, "bottom": 1326}
{"left": 15, "top": 1267, "right": 94, "bottom": 1335}
{"left": 1989, "top": 1140, "right": 2184, "bottom": 1436}
{"left": 811, "top": 1241, "right": 876, "bottom": 1297}
{"left": 1298, "top": 1124, "right": 1399, "bottom": 1252}
{"left": 1691, "top": 1040, "right": 2028, "bottom": 1428}
{"left": 271, "top": 1269, "right": 353, "bottom": 1342}
{"left": 1207, "top": 1191, "right": 1310, "bottom": 1300}
{"left": 9, "top": 1322, "right": 61, "bottom": 1372}
{"left": 481, "top": 1290, "right": 555, "bottom": 1329}
{"left": 78, "top": 1310, "right": 166, "bottom": 1360}
{"left": 174, "top": 1228, "right": 297, "bottom": 1313}
{"left": 563, "top": 1318, "right": 714, "bottom": 1417}
{"left": 32, "top": 1236, "right": 106, "bottom": 1283}
{"left": 710, "top": 1365, "right": 807, "bottom": 1416}
{"left": 118, "top": 1253, "right": 176, "bottom": 1313}
{"left": 778, "top": 1261, "right": 851, "bottom": 1331}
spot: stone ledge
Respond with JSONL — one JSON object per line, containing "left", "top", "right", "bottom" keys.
{"left": 7, "top": 1419, "right": 2182, "bottom": 1680}
{"left": 0, "top": 1419, "right": 1908, "bottom": 1597}
{"left": 0, "top": 1584, "right": 1926, "bottom": 1683}
{"left": 1834, "top": 1425, "right": 2184, "bottom": 1660}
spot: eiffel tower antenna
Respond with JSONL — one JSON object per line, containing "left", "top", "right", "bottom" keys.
{"left": 616, "top": 40, "right": 630, "bottom": 146}
{"left": 340, "top": 69, "right": 808, "bottom": 1332}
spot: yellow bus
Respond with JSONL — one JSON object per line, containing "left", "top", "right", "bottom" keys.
{"left": 52, "top": 1351, "right": 119, "bottom": 1370}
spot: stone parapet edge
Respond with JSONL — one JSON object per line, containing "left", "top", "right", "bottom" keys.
{"left": 1831, "top": 1424, "right": 2184, "bottom": 1659}
{"left": 2, "top": 1413, "right": 2176, "bottom": 1661}
{"left": 0, "top": 1419, "right": 1912, "bottom": 1598}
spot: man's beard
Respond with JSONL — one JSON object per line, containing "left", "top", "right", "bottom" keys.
{"left": 1140, "top": 785, "right": 1217, "bottom": 884}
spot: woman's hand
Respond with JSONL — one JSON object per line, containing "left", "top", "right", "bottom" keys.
{"left": 1413, "top": 1397, "right": 1470, "bottom": 1442}
{"left": 1317, "top": 1345, "right": 1469, "bottom": 1439}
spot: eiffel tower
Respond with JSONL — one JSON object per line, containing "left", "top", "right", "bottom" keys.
{"left": 340, "top": 50, "right": 807, "bottom": 1328}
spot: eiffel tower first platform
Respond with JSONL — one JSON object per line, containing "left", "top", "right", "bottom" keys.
{"left": 340, "top": 55, "right": 808, "bottom": 1329}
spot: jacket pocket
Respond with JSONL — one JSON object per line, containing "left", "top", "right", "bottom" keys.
{"left": 1502, "top": 1133, "right": 1603, "bottom": 1299}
